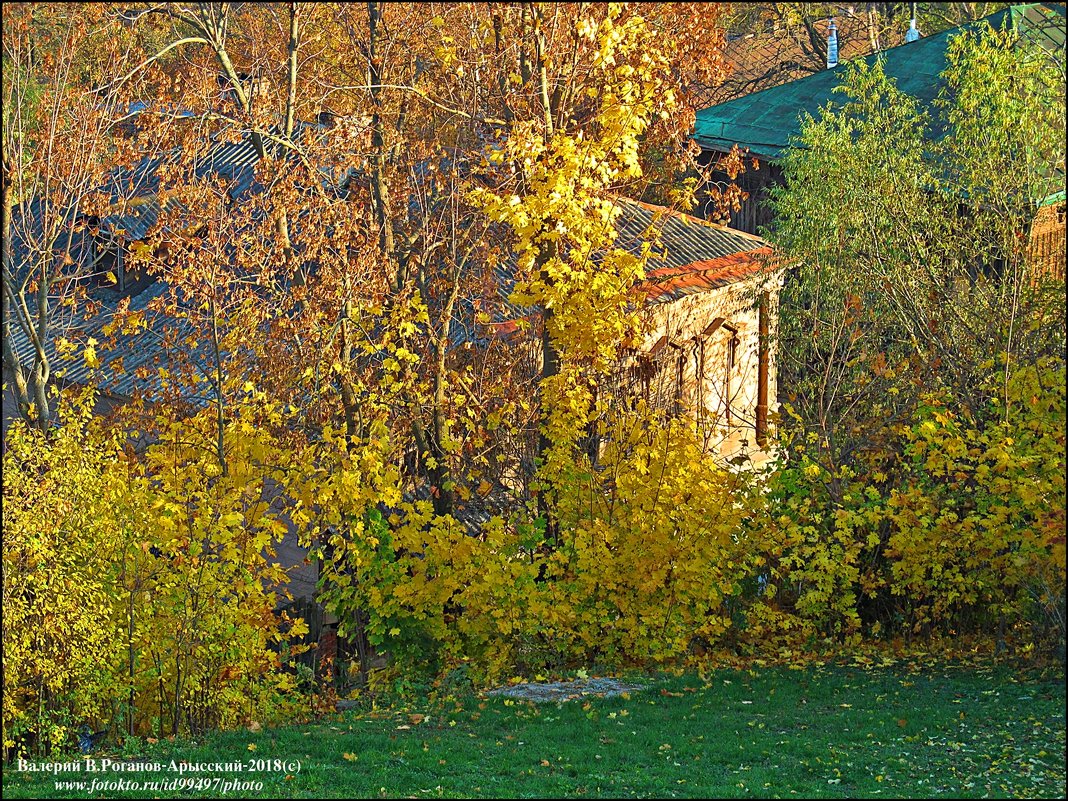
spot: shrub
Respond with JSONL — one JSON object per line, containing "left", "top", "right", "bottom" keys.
{"left": 2, "top": 390, "right": 310, "bottom": 757}
{"left": 753, "top": 360, "right": 1066, "bottom": 655}
{"left": 319, "top": 413, "right": 764, "bottom": 683}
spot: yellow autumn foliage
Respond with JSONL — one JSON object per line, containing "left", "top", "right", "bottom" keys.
{"left": 748, "top": 360, "right": 1066, "bottom": 651}
{"left": 2, "top": 389, "right": 310, "bottom": 757}
{"left": 316, "top": 410, "right": 762, "bottom": 684}
{"left": 2, "top": 396, "right": 125, "bottom": 755}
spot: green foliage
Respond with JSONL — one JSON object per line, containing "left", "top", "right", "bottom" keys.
{"left": 772, "top": 25, "right": 1065, "bottom": 418}
{"left": 759, "top": 21, "right": 1066, "bottom": 654}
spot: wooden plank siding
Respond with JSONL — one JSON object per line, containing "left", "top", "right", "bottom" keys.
{"left": 694, "top": 149, "right": 783, "bottom": 237}
{"left": 1029, "top": 200, "right": 1067, "bottom": 282}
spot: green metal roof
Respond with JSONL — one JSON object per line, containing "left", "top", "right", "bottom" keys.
{"left": 1040, "top": 189, "right": 1066, "bottom": 207}
{"left": 693, "top": 3, "right": 1066, "bottom": 162}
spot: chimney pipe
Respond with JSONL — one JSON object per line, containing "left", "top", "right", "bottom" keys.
{"left": 827, "top": 18, "right": 839, "bottom": 69}
{"left": 905, "top": 4, "right": 921, "bottom": 43}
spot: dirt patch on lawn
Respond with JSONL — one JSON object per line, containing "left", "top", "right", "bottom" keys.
{"left": 485, "top": 677, "right": 645, "bottom": 703}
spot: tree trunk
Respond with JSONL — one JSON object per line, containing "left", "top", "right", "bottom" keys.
{"left": 0, "top": 156, "right": 36, "bottom": 427}
{"left": 366, "top": 2, "right": 402, "bottom": 291}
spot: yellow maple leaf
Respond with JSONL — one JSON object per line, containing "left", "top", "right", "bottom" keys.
{"left": 84, "top": 342, "right": 100, "bottom": 368}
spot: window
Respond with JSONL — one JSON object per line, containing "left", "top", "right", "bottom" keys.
{"left": 722, "top": 323, "right": 739, "bottom": 426}
{"left": 673, "top": 341, "right": 684, "bottom": 417}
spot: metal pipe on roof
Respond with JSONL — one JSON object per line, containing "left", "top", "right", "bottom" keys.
{"left": 827, "top": 18, "right": 839, "bottom": 69}
{"left": 906, "top": 2, "right": 921, "bottom": 43}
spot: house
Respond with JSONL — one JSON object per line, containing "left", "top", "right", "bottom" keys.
{"left": 610, "top": 199, "right": 782, "bottom": 462}
{"left": 692, "top": 1, "right": 1067, "bottom": 265}
{"left": 6, "top": 111, "right": 786, "bottom": 454}
{"left": 460, "top": 195, "right": 784, "bottom": 464}
{"left": 3, "top": 116, "right": 785, "bottom": 679}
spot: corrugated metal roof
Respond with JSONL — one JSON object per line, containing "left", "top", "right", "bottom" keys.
{"left": 473, "top": 199, "right": 776, "bottom": 342}
{"left": 616, "top": 198, "right": 767, "bottom": 274}
{"left": 11, "top": 129, "right": 773, "bottom": 402}
{"left": 7, "top": 282, "right": 210, "bottom": 404}
{"left": 622, "top": 199, "right": 774, "bottom": 304}
{"left": 1041, "top": 189, "right": 1067, "bottom": 206}
{"left": 7, "top": 122, "right": 347, "bottom": 412}
{"left": 97, "top": 123, "right": 316, "bottom": 241}
{"left": 693, "top": 3, "right": 1066, "bottom": 161}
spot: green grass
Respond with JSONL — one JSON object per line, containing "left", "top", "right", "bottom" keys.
{"left": 3, "top": 663, "right": 1064, "bottom": 799}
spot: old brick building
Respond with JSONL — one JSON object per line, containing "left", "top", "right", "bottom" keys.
{"left": 616, "top": 199, "right": 782, "bottom": 463}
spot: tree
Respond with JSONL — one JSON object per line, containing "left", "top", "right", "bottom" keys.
{"left": 2, "top": 5, "right": 139, "bottom": 431}
{"left": 762, "top": 19, "right": 1065, "bottom": 640}
{"left": 2, "top": 2, "right": 749, "bottom": 688}
{"left": 3, "top": 386, "right": 307, "bottom": 754}
{"left": 114, "top": 2, "right": 732, "bottom": 518}
{"left": 773, "top": 21, "right": 1064, "bottom": 452}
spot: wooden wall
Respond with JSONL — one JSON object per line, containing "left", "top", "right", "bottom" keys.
{"left": 695, "top": 148, "right": 785, "bottom": 237}
{"left": 1029, "top": 201, "right": 1067, "bottom": 282}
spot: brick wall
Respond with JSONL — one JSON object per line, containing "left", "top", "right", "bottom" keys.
{"left": 623, "top": 270, "right": 783, "bottom": 461}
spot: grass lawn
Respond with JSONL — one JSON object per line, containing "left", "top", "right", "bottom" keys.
{"left": 3, "top": 662, "right": 1064, "bottom": 799}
